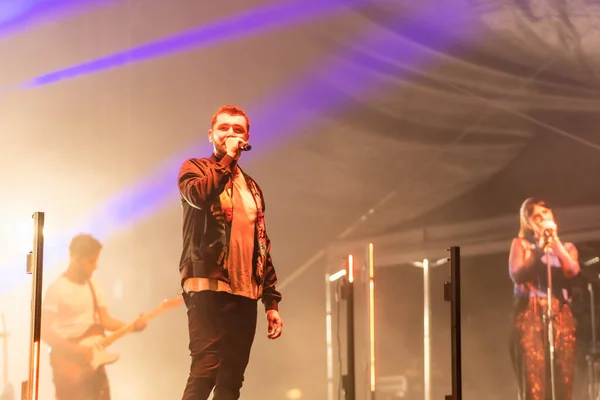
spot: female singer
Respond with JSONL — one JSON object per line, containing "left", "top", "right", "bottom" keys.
{"left": 509, "top": 198, "right": 580, "bottom": 400}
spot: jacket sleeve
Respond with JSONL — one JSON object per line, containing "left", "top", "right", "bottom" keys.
{"left": 178, "top": 156, "right": 236, "bottom": 209}
{"left": 261, "top": 233, "right": 282, "bottom": 312}
{"left": 259, "top": 190, "right": 282, "bottom": 312}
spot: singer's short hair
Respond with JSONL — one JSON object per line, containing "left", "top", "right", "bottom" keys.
{"left": 211, "top": 105, "right": 250, "bottom": 133}
{"left": 69, "top": 233, "right": 102, "bottom": 257}
{"left": 518, "top": 198, "right": 551, "bottom": 238}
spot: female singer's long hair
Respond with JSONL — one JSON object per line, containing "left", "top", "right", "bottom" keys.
{"left": 518, "top": 197, "right": 550, "bottom": 239}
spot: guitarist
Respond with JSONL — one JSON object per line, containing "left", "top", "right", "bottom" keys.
{"left": 41, "top": 233, "right": 146, "bottom": 400}
{"left": 1, "top": 314, "right": 13, "bottom": 400}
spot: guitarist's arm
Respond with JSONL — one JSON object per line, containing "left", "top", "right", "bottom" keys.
{"left": 97, "top": 307, "right": 127, "bottom": 332}
{"left": 41, "top": 311, "right": 92, "bottom": 362}
{"left": 98, "top": 307, "right": 146, "bottom": 332}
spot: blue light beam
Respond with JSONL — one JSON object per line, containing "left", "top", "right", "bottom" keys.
{"left": 0, "top": 0, "right": 122, "bottom": 37}
{"left": 0, "top": 2, "right": 473, "bottom": 295}
{"left": 22, "top": 0, "right": 362, "bottom": 88}
{"left": 68, "top": 1, "right": 474, "bottom": 250}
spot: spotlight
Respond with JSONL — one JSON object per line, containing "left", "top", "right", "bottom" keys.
{"left": 584, "top": 257, "right": 600, "bottom": 267}
{"left": 328, "top": 269, "right": 346, "bottom": 282}
{"left": 285, "top": 388, "right": 302, "bottom": 399}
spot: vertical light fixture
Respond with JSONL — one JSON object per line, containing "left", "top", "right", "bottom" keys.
{"left": 325, "top": 268, "right": 347, "bottom": 400}
{"left": 368, "top": 243, "right": 375, "bottom": 396}
{"left": 344, "top": 254, "right": 356, "bottom": 400}
{"left": 423, "top": 258, "right": 431, "bottom": 400}
{"left": 348, "top": 254, "right": 354, "bottom": 283}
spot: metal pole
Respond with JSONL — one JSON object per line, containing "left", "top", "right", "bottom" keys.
{"left": 587, "top": 283, "right": 596, "bottom": 400}
{"left": 444, "top": 246, "right": 462, "bottom": 400}
{"left": 545, "top": 245, "right": 556, "bottom": 400}
{"left": 327, "top": 268, "right": 348, "bottom": 400}
{"left": 23, "top": 212, "right": 45, "bottom": 400}
{"left": 423, "top": 258, "right": 431, "bottom": 400}
{"left": 325, "top": 273, "right": 334, "bottom": 400}
{"left": 342, "top": 255, "right": 356, "bottom": 400}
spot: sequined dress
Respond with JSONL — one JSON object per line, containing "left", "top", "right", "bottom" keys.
{"left": 509, "top": 240, "right": 576, "bottom": 400}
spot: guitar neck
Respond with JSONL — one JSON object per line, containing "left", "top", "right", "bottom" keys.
{"left": 101, "top": 322, "right": 135, "bottom": 348}
{"left": 100, "top": 300, "right": 179, "bottom": 348}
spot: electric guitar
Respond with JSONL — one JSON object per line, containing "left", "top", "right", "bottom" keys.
{"left": 50, "top": 296, "right": 183, "bottom": 384}
{"left": 0, "top": 313, "right": 14, "bottom": 400}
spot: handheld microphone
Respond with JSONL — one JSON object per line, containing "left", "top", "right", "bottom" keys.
{"left": 541, "top": 220, "right": 556, "bottom": 238}
{"left": 240, "top": 144, "right": 252, "bottom": 151}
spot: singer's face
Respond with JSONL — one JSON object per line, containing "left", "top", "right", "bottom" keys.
{"left": 208, "top": 113, "right": 249, "bottom": 156}
{"left": 528, "top": 205, "right": 554, "bottom": 236}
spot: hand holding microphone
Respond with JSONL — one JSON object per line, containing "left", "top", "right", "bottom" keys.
{"left": 539, "top": 220, "right": 558, "bottom": 247}
{"left": 541, "top": 220, "right": 557, "bottom": 237}
{"left": 225, "top": 137, "right": 252, "bottom": 159}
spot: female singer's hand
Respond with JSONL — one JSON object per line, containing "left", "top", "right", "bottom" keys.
{"left": 538, "top": 220, "right": 559, "bottom": 249}
{"left": 540, "top": 220, "right": 557, "bottom": 235}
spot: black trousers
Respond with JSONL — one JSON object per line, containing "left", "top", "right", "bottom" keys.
{"left": 182, "top": 290, "right": 258, "bottom": 400}
{"left": 52, "top": 366, "right": 110, "bottom": 400}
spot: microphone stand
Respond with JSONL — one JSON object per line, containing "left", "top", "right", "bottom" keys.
{"left": 587, "top": 283, "right": 597, "bottom": 400}
{"left": 544, "top": 235, "right": 557, "bottom": 400}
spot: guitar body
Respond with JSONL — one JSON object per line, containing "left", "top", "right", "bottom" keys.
{"left": 49, "top": 296, "right": 182, "bottom": 386}
{"left": 0, "top": 313, "right": 13, "bottom": 400}
{"left": 80, "top": 335, "right": 120, "bottom": 371}
{"left": 50, "top": 324, "right": 120, "bottom": 386}
{"left": 0, "top": 384, "right": 14, "bottom": 400}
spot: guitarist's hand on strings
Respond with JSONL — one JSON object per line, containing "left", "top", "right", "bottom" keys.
{"left": 132, "top": 313, "right": 147, "bottom": 332}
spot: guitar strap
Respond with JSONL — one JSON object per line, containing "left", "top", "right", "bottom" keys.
{"left": 87, "top": 280, "right": 100, "bottom": 324}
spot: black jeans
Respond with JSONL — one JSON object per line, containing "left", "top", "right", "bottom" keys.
{"left": 182, "top": 290, "right": 258, "bottom": 400}
{"left": 52, "top": 365, "right": 110, "bottom": 400}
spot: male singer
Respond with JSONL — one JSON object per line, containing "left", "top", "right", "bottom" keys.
{"left": 177, "top": 104, "right": 283, "bottom": 399}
